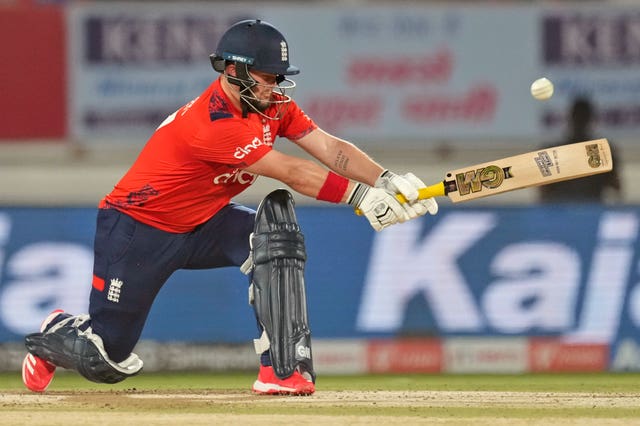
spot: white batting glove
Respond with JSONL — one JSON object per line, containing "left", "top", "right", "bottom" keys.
{"left": 375, "top": 170, "right": 419, "bottom": 202}
{"left": 348, "top": 184, "right": 410, "bottom": 231}
{"left": 376, "top": 170, "right": 438, "bottom": 217}
{"left": 403, "top": 172, "right": 439, "bottom": 217}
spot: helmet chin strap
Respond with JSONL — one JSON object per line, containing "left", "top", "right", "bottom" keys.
{"left": 226, "top": 63, "right": 257, "bottom": 118}
{"left": 241, "top": 94, "right": 250, "bottom": 119}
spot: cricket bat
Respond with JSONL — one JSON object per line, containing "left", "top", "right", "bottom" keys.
{"left": 405, "top": 138, "right": 613, "bottom": 203}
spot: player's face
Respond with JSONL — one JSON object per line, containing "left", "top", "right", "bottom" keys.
{"left": 223, "top": 63, "right": 294, "bottom": 120}
{"left": 248, "top": 70, "right": 278, "bottom": 111}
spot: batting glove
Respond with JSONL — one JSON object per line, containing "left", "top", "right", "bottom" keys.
{"left": 375, "top": 170, "right": 438, "bottom": 218}
{"left": 348, "top": 184, "right": 410, "bottom": 231}
{"left": 375, "top": 169, "right": 419, "bottom": 202}
{"left": 402, "top": 172, "right": 439, "bottom": 217}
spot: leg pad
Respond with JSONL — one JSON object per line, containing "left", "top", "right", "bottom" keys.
{"left": 249, "top": 189, "right": 315, "bottom": 381}
{"left": 25, "top": 315, "right": 143, "bottom": 384}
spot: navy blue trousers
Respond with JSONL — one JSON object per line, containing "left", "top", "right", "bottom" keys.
{"left": 89, "top": 205, "right": 255, "bottom": 362}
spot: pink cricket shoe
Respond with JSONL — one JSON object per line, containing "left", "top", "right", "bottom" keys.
{"left": 22, "top": 309, "right": 65, "bottom": 392}
{"left": 252, "top": 365, "right": 315, "bottom": 395}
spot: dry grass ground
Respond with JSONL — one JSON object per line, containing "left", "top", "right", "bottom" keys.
{"left": 1, "top": 372, "right": 640, "bottom": 425}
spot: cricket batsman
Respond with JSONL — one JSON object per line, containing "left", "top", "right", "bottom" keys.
{"left": 21, "top": 19, "right": 437, "bottom": 395}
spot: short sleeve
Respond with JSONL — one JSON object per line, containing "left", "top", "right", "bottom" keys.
{"left": 278, "top": 100, "right": 318, "bottom": 141}
{"left": 189, "top": 118, "right": 271, "bottom": 168}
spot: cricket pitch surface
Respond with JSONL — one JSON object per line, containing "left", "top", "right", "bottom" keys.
{"left": 2, "top": 389, "right": 640, "bottom": 425}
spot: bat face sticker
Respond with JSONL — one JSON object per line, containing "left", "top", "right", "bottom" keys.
{"left": 585, "top": 143, "right": 602, "bottom": 168}
{"left": 450, "top": 165, "right": 513, "bottom": 196}
{"left": 534, "top": 151, "right": 554, "bottom": 177}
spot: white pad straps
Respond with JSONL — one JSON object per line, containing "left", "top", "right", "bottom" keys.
{"left": 253, "top": 330, "right": 271, "bottom": 355}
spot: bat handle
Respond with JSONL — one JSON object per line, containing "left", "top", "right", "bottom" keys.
{"left": 355, "top": 181, "right": 445, "bottom": 216}
{"left": 396, "top": 181, "right": 446, "bottom": 203}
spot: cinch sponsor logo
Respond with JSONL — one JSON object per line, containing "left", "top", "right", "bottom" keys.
{"left": 212, "top": 169, "right": 257, "bottom": 185}
{"left": 234, "top": 137, "right": 264, "bottom": 159}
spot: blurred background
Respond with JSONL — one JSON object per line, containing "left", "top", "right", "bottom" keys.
{"left": 1, "top": 0, "right": 639, "bottom": 375}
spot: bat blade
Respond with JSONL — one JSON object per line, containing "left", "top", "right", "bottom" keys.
{"left": 414, "top": 139, "right": 612, "bottom": 203}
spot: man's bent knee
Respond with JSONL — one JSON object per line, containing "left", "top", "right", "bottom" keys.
{"left": 25, "top": 315, "right": 143, "bottom": 384}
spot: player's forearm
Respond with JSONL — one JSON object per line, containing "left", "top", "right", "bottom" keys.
{"left": 297, "top": 129, "right": 384, "bottom": 185}
{"left": 328, "top": 140, "right": 384, "bottom": 186}
{"left": 281, "top": 160, "right": 357, "bottom": 204}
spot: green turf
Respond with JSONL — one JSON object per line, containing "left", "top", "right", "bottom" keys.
{"left": 2, "top": 370, "right": 640, "bottom": 393}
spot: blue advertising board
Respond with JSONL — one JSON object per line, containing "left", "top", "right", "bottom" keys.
{"left": 1, "top": 205, "right": 639, "bottom": 369}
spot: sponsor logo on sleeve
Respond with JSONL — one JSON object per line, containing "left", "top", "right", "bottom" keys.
{"left": 233, "top": 137, "right": 264, "bottom": 159}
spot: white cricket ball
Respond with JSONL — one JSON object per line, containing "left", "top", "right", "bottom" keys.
{"left": 530, "top": 77, "right": 554, "bottom": 101}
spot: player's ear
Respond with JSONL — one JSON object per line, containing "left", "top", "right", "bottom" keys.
{"left": 226, "top": 63, "right": 237, "bottom": 77}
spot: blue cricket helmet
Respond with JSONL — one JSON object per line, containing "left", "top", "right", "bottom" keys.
{"left": 210, "top": 19, "right": 299, "bottom": 76}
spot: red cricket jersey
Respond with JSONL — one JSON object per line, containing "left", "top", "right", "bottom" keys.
{"left": 100, "top": 78, "right": 317, "bottom": 233}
